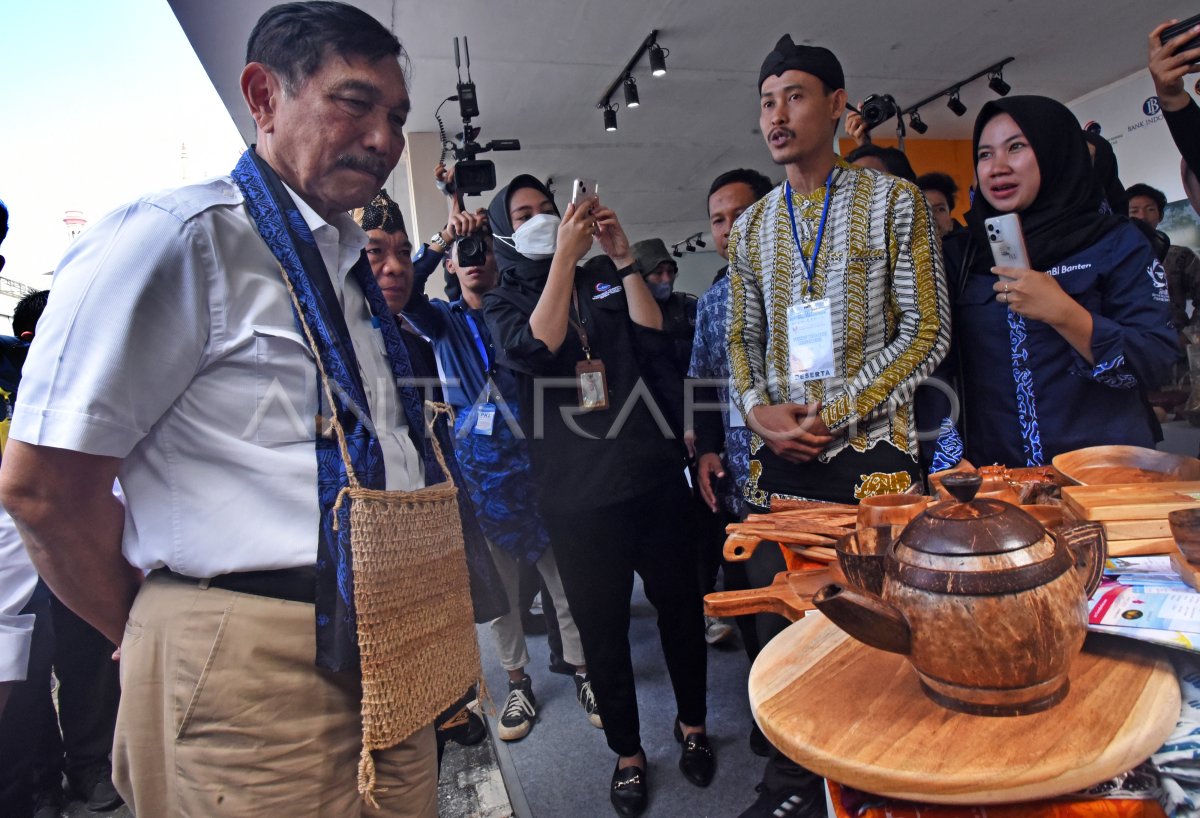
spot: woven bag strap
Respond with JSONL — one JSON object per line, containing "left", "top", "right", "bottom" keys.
{"left": 422, "top": 402, "right": 457, "bottom": 490}
{"left": 276, "top": 262, "right": 362, "bottom": 487}
{"left": 275, "top": 263, "right": 459, "bottom": 491}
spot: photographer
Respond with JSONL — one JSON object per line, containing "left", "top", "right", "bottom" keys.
{"left": 400, "top": 180, "right": 601, "bottom": 745}
{"left": 483, "top": 175, "right": 711, "bottom": 817}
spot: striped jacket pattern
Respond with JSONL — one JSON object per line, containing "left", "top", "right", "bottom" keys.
{"left": 727, "top": 159, "right": 950, "bottom": 463}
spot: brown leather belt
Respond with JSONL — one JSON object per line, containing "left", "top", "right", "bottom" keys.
{"left": 155, "top": 566, "right": 316, "bottom": 604}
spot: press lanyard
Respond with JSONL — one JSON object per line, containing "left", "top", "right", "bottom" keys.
{"left": 462, "top": 311, "right": 491, "bottom": 373}
{"left": 569, "top": 289, "right": 593, "bottom": 360}
{"left": 785, "top": 169, "right": 835, "bottom": 282}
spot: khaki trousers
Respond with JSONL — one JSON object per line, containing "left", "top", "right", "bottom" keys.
{"left": 112, "top": 572, "right": 437, "bottom": 818}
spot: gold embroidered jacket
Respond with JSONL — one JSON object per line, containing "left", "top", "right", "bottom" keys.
{"left": 727, "top": 160, "right": 950, "bottom": 462}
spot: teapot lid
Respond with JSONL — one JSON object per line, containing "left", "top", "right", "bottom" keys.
{"left": 901, "top": 473, "right": 1047, "bottom": 556}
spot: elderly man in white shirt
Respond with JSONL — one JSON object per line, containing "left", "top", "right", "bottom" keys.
{"left": 0, "top": 3, "right": 447, "bottom": 817}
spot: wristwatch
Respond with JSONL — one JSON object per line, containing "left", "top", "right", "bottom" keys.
{"left": 428, "top": 232, "right": 448, "bottom": 251}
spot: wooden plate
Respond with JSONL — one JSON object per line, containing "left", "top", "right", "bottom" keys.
{"left": 1053, "top": 445, "right": 1200, "bottom": 486}
{"left": 749, "top": 614, "right": 1179, "bottom": 804}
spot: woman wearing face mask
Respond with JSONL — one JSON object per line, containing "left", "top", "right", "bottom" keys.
{"left": 483, "top": 176, "right": 711, "bottom": 817}
{"left": 928, "top": 96, "right": 1177, "bottom": 471}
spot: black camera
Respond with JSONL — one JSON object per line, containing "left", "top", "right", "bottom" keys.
{"left": 860, "top": 94, "right": 899, "bottom": 131}
{"left": 455, "top": 233, "right": 489, "bottom": 269}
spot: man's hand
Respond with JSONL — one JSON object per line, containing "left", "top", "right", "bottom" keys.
{"left": 1149, "top": 21, "right": 1200, "bottom": 113}
{"left": 696, "top": 453, "right": 725, "bottom": 512}
{"left": 845, "top": 102, "right": 871, "bottom": 147}
{"left": 748, "top": 402, "right": 833, "bottom": 463}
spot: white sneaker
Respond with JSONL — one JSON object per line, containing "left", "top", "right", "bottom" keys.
{"left": 704, "top": 615, "right": 735, "bottom": 646}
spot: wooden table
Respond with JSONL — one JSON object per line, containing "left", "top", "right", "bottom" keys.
{"left": 749, "top": 613, "right": 1181, "bottom": 805}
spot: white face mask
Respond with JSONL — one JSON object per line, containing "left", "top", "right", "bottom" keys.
{"left": 496, "top": 213, "right": 560, "bottom": 260}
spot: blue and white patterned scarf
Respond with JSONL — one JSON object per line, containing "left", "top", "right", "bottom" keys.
{"left": 232, "top": 147, "right": 441, "bottom": 672}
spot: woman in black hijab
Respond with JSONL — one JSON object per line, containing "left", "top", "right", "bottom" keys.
{"left": 482, "top": 177, "right": 711, "bottom": 816}
{"left": 927, "top": 96, "right": 1177, "bottom": 470}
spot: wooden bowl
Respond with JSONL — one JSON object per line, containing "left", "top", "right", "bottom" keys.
{"left": 1052, "top": 446, "right": 1200, "bottom": 486}
{"left": 835, "top": 528, "right": 893, "bottom": 596}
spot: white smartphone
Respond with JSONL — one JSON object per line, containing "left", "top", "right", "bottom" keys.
{"left": 571, "top": 178, "right": 599, "bottom": 207}
{"left": 984, "top": 213, "right": 1030, "bottom": 269}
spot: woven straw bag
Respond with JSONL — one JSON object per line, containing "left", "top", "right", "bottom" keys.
{"left": 280, "top": 267, "right": 480, "bottom": 805}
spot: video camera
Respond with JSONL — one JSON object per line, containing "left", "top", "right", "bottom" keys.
{"left": 441, "top": 36, "right": 521, "bottom": 197}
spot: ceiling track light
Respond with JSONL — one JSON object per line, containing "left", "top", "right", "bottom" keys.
{"left": 602, "top": 103, "right": 618, "bottom": 132}
{"left": 947, "top": 90, "right": 967, "bottom": 117}
{"left": 649, "top": 42, "right": 669, "bottom": 76}
{"left": 988, "top": 70, "right": 1011, "bottom": 97}
{"left": 671, "top": 247, "right": 683, "bottom": 258}
{"left": 694, "top": 236, "right": 706, "bottom": 248}
{"left": 897, "top": 57, "right": 1014, "bottom": 129}
{"left": 623, "top": 74, "right": 640, "bottom": 107}
{"left": 595, "top": 31, "right": 669, "bottom": 124}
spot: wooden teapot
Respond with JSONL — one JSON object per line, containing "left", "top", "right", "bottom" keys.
{"left": 813, "top": 473, "right": 1105, "bottom": 717}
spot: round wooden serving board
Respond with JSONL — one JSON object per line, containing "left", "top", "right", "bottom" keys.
{"left": 749, "top": 613, "right": 1180, "bottom": 805}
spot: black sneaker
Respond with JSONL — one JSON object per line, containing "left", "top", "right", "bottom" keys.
{"left": 749, "top": 722, "right": 771, "bottom": 757}
{"left": 497, "top": 675, "right": 537, "bottom": 741}
{"left": 31, "top": 785, "right": 65, "bottom": 818}
{"left": 736, "top": 782, "right": 826, "bottom": 818}
{"left": 574, "top": 673, "right": 603, "bottom": 728}
{"left": 70, "top": 764, "right": 124, "bottom": 812}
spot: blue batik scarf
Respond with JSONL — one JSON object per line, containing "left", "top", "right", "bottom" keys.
{"left": 232, "top": 147, "right": 441, "bottom": 673}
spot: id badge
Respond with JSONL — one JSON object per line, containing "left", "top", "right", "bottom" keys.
{"left": 786, "top": 298, "right": 835, "bottom": 383}
{"left": 576, "top": 359, "right": 609, "bottom": 410}
{"left": 473, "top": 403, "right": 496, "bottom": 436}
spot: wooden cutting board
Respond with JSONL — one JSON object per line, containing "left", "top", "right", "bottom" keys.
{"left": 1063, "top": 481, "right": 1200, "bottom": 521}
{"left": 749, "top": 613, "right": 1179, "bottom": 804}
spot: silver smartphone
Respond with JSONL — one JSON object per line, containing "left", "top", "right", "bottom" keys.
{"left": 984, "top": 213, "right": 1030, "bottom": 269}
{"left": 571, "top": 178, "right": 598, "bottom": 207}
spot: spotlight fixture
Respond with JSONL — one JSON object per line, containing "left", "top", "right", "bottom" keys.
{"left": 947, "top": 90, "right": 967, "bottom": 117}
{"left": 694, "top": 237, "right": 706, "bottom": 248}
{"left": 988, "top": 70, "right": 1011, "bottom": 97}
{"left": 649, "top": 42, "right": 668, "bottom": 76}
{"left": 898, "top": 57, "right": 1013, "bottom": 132}
{"left": 603, "top": 104, "right": 618, "bottom": 132}
{"left": 671, "top": 248, "right": 683, "bottom": 258}
{"left": 686, "top": 242, "right": 696, "bottom": 252}
{"left": 623, "top": 74, "right": 640, "bottom": 108}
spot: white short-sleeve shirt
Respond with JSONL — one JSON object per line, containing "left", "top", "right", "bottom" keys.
{"left": 10, "top": 176, "right": 424, "bottom": 577}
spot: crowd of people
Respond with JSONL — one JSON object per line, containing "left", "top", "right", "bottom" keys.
{"left": 0, "top": 2, "right": 1198, "bottom": 817}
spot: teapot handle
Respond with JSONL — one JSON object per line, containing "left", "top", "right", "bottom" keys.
{"left": 1056, "top": 521, "right": 1106, "bottom": 597}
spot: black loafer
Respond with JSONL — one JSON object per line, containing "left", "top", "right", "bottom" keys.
{"left": 674, "top": 721, "right": 716, "bottom": 787}
{"left": 610, "top": 757, "right": 648, "bottom": 817}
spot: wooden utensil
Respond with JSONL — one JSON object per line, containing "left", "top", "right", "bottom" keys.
{"left": 1053, "top": 445, "right": 1200, "bottom": 486}
{"left": 703, "top": 568, "right": 837, "bottom": 621}
{"left": 749, "top": 613, "right": 1180, "bottom": 805}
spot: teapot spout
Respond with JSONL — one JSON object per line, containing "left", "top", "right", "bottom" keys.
{"left": 813, "top": 584, "right": 912, "bottom": 655}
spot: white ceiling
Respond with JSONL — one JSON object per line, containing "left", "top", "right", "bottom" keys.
{"left": 167, "top": 0, "right": 1192, "bottom": 248}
